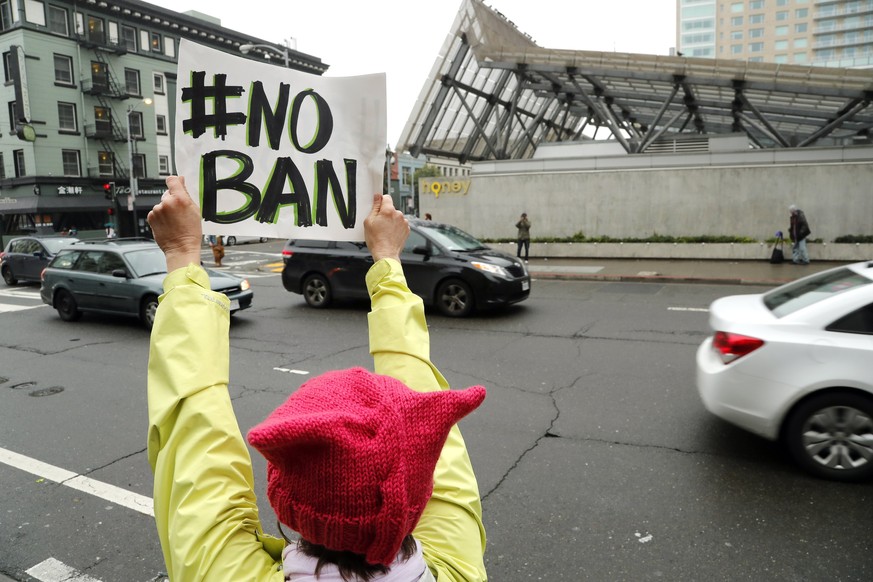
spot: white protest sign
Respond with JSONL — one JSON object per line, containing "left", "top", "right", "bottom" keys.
{"left": 174, "top": 39, "right": 386, "bottom": 241}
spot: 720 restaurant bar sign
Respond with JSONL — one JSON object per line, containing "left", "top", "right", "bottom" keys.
{"left": 175, "top": 39, "right": 386, "bottom": 241}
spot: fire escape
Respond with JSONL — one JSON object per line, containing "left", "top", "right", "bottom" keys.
{"left": 78, "top": 21, "right": 131, "bottom": 179}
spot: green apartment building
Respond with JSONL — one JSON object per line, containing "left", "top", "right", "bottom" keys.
{"left": 0, "top": 0, "right": 325, "bottom": 240}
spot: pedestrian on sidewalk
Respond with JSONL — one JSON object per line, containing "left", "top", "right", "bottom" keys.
{"left": 515, "top": 212, "right": 531, "bottom": 261}
{"left": 209, "top": 234, "right": 225, "bottom": 267}
{"left": 146, "top": 178, "right": 488, "bottom": 582}
{"left": 789, "top": 205, "right": 811, "bottom": 265}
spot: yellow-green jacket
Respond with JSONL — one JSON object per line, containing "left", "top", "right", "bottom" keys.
{"left": 147, "top": 259, "right": 487, "bottom": 581}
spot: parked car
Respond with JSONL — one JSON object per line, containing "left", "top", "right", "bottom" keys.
{"left": 1, "top": 235, "right": 79, "bottom": 285}
{"left": 696, "top": 260, "right": 873, "bottom": 482}
{"left": 281, "top": 218, "right": 530, "bottom": 317}
{"left": 40, "top": 239, "right": 253, "bottom": 329}
{"left": 204, "top": 235, "right": 270, "bottom": 246}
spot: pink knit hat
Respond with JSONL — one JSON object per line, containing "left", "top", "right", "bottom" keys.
{"left": 247, "top": 367, "right": 486, "bottom": 566}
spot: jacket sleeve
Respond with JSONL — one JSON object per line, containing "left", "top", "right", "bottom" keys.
{"left": 147, "top": 264, "right": 284, "bottom": 582}
{"left": 366, "top": 259, "right": 487, "bottom": 582}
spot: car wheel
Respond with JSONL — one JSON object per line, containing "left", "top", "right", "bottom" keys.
{"left": 259, "top": 237, "right": 268, "bottom": 243}
{"left": 436, "top": 279, "right": 474, "bottom": 317}
{"left": 55, "top": 289, "right": 82, "bottom": 322}
{"left": 1, "top": 266, "right": 17, "bottom": 286}
{"left": 784, "top": 391, "right": 873, "bottom": 482}
{"left": 226, "top": 236, "right": 237, "bottom": 246}
{"left": 302, "top": 274, "right": 332, "bottom": 308}
{"left": 140, "top": 294, "right": 159, "bottom": 330}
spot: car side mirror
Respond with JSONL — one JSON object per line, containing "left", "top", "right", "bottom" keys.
{"left": 33, "top": 251, "right": 44, "bottom": 258}
{"left": 412, "top": 245, "right": 430, "bottom": 256}
{"left": 111, "top": 268, "right": 128, "bottom": 278}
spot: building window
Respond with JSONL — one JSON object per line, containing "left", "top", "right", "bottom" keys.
{"left": 98, "top": 151, "right": 114, "bottom": 176}
{"left": 132, "top": 153, "right": 146, "bottom": 179}
{"left": 53, "top": 54, "right": 74, "bottom": 85}
{"left": 401, "top": 167, "right": 411, "bottom": 186}
{"left": 48, "top": 5, "right": 69, "bottom": 35}
{"left": 124, "top": 68, "right": 141, "bottom": 96}
{"left": 795, "top": 23, "right": 808, "bottom": 34}
{"left": 775, "top": 25, "right": 788, "bottom": 35}
{"left": 749, "top": 28, "right": 764, "bottom": 38}
{"left": 153, "top": 73, "right": 165, "bottom": 94}
{"left": 795, "top": 8, "right": 808, "bottom": 17}
{"left": 91, "top": 61, "right": 108, "bottom": 92}
{"left": 776, "top": 0, "right": 788, "bottom": 4}
{"left": 121, "top": 25, "right": 137, "bottom": 51}
{"left": 13, "top": 149, "right": 25, "bottom": 177}
{"left": 159, "top": 155, "right": 170, "bottom": 175}
{"left": 150, "top": 32, "right": 162, "bottom": 52}
{"left": 164, "top": 37, "right": 175, "bottom": 58}
{"left": 731, "top": 2, "right": 743, "bottom": 12}
{"left": 776, "top": 10, "right": 789, "bottom": 20}
{"left": 775, "top": 40, "right": 789, "bottom": 50}
{"left": 749, "top": 42, "right": 764, "bottom": 52}
{"left": 0, "top": 153, "right": 5, "bottom": 180}
{"left": 3, "top": 51, "right": 11, "bottom": 82}
{"left": 749, "top": 56, "right": 764, "bottom": 62}
{"left": 58, "top": 102, "right": 77, "bottom": 132}
{"left": 749, "top": 0, "right": 764, "bottom": 9}
{"left": 87, "top": 16, "right": 105, "bottom": 44}
{"left": 0, "top": 0, "right": 13, "bottom": 31}
{"left": 8, "top": 100, "right": 18, "bottom": 129}
{"left": 94, "top": 106, "right": 111, "bottom": 135}
{"left": 731, "top": 44, "right": 744, "bottom": 54}
{"left": 62, "top": 150, "right": 81, "bottom": 177}
{"left": 129, "top": 111, "right": 144, "bottom": 138}
{"left": 156, "top": 114, "right": 167, "bottom": 135}
{"left": 730, "top": 16, "right": 743, "bottom": 25}
{"left": 793, "top": 52, "right": 808, "bottom": 63}
{"left": 749, "top": 14, "right": 764, "bottom": 23}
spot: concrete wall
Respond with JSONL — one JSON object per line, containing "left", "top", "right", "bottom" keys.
{"left": 418, "top": 146, "right": 873, "bottom": 243}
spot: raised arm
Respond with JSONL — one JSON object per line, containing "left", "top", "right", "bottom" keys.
{"left": 364, "top": 194, "right": 488, "bottom": 581}
{"left": 146, "top": 177, "right": 283, "bottom": 582}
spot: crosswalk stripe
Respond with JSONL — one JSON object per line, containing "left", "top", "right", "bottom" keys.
{"left": 27, "top": 557, "right": 103, "bottom": 582}
{"left": 0, "top": 303, "right": 43, "bottom": 313}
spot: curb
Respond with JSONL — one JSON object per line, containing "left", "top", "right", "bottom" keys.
{"left": 529, "top": 271, "right": 793, "bottom": 286}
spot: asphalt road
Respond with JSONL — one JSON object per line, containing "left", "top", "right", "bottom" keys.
{"left": 1, "top": 243, "right": 871, "bottom": 581}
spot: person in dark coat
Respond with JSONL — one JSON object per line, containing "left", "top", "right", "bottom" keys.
{"left": 789, "top": 205, "right": 811, "bottom": 265}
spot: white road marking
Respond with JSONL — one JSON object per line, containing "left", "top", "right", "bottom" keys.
{"left": 273, "top": 367, "right": 309, "bottom": 375}
{"left": 26, "top": 558, "right": 103, "bottom": 582}
{"left": 0, "top": 303, "right": 44, "bottom": 313}
{"left": 668, "top": 307, "right": 709, "bottom": 312}
{"left": 0, "top": 288, "right": 41, "bottom": 298}
{"left": 0, "top": 446, "right": 154, "bottom": 517}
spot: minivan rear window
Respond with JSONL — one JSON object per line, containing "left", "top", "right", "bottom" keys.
{"left": 763, "top": 268, "right": 872, "bottom": 318}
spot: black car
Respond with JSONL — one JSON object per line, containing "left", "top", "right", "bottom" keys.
{"left": 281, "top": 218, "right": 530, "bottom": 317}
{"left": 1, "top": 236, "right": 80, "bottom": 285}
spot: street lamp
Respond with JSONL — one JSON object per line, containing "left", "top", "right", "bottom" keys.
{"left": 127, "top": 97, "right": 152, "bottom": 237}
{"left": 239, "top": 38, "right": 296, "bottom": 68}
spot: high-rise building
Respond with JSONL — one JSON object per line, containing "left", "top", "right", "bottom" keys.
{"left": 677, "top": 0, "right": 873, "bottom": 68}
{"left": 0, "top": 0, "right": 326, "bottom": 240}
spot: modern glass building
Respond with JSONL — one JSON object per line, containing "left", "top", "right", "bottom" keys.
{"left": 0, "top": 0, "right": 326, "bottom": 240}
{"left": 677, "top": 0, "right": 873, "bottom": 67}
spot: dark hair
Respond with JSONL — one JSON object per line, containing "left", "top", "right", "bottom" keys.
{"left": 279, "top": 521, "right": 417, "bottom": 581}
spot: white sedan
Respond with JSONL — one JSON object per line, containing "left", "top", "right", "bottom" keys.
{"left": 697, "top": 260, "right": 873, "bottom": 482}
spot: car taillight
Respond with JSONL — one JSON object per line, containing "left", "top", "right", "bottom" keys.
{"left": 712, "top": 331, "right": 765, "bottom": 364}
{"left": 282, "top": 249, "right": 294, "bottom": 258}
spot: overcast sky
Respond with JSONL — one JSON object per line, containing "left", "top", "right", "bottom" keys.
{"left": 147, "top": 0, "right": 677, "bottom": 147}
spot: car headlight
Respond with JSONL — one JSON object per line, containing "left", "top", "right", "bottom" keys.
{"left": 471, "top": 261, "right": 510, "bottom": 278}
{"left": 240, "top": 279, "right": 251, "bottom": 291}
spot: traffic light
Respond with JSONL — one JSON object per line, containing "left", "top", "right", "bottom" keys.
{"left": 103, "top": 181, "right": 115, "bottom": 200}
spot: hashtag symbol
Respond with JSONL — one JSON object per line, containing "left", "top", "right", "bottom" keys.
{"left": 181, "top": 71, "right": 247, "bottom": 139}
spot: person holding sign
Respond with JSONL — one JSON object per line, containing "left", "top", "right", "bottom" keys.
{"left": 146, "top": 177, "right": 488, "bottom": 582}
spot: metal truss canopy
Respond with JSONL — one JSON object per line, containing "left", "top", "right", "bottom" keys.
{"left": 398, "top": 0, "right": 873, "bottom": 161}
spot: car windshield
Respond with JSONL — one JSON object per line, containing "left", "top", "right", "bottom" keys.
{"left": 419, "top": 223, "right": 487, "bottom": 251}
{"left": 40, "top": 238, "right": 78, "bottom": 254}
{"left": 125, "top": 248, "right": 168, "bottom": 277}
{"left": 763, "top": 267, "right": 872, "bottom": 318}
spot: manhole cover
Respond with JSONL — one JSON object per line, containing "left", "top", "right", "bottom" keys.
{"left": 29, "top": 386, "right": 65, "bottom": 397}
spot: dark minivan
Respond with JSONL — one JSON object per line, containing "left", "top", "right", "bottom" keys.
{"left": 281, "top": 218, "right": 530, "bottom": 317}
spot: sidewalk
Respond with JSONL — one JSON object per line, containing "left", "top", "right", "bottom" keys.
{"left": 524, "top": 257, "right": 855, "bottom": 286}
